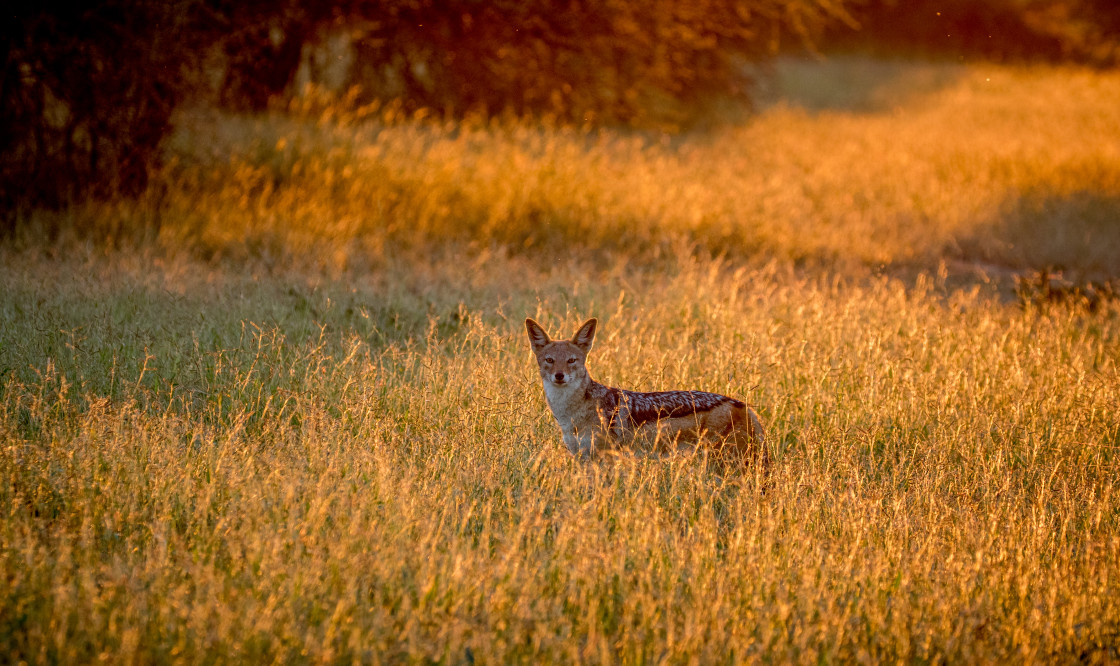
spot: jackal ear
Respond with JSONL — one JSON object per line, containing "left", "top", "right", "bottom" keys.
{"left": 571, "top": 318, "right": 597, "bottom": 352}
{"left": 525, "top": 318, "right": 551, "bottom": 352}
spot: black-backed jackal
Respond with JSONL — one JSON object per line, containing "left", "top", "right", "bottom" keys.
{"left": 526, "top": 317, "right": 768, "bottom": 470}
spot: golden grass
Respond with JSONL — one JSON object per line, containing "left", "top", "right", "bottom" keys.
{"left": 112, "top": 58, "right": 1120, "bottom": 277}
{"left": 2, "top": 59, "right": 1119, "bottom": 662}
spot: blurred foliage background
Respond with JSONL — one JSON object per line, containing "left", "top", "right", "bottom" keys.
{"left": 2, "top": 0, "right": 1119, "bottom": 222}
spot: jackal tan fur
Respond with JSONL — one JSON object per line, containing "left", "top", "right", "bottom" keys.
{"left": 525, "top": 317, "right": 767, "bottom": 469}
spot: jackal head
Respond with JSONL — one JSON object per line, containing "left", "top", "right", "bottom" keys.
{"left": 525, "top": 318, "right": 596, "bottom": 389}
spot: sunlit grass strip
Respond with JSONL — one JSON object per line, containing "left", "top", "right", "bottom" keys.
{"left": 119, "top": 62, "right": 1120, "bottom": 277}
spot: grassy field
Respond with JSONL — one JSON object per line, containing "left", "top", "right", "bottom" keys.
{"left": 2, "top": 58, "right": 1119, "bottom": 663}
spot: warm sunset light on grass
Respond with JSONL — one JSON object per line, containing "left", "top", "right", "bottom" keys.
{"left": 2, "top": 49, "right": 1119, "bottom": 665}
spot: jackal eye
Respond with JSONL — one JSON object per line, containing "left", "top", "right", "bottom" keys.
{"left": 544, "top": 357, "right": 554, "bottom": 364}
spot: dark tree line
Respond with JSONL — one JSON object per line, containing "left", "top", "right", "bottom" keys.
{"left": 821, "top": 0, "right": 1120, "bottom": 63}
{"left": 331, "top": 1, "right": 855, "bottom": 123}
{"left": 3, "top": 0, "right": 1118, "bottom": 223}
{"left": 2, "top": 2, "right": 198, "bottom": 212}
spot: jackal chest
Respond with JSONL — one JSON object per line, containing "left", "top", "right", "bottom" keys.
{"left": 543, "top": 384, "right": 604, "bottom": 434}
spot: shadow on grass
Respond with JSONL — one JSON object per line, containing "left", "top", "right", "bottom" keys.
{"left": 0, "top": 261, "right": 470, "bottom": 423}
{"left": 960, "top": 186, "right": 1120, "bottom": 281}
{"left": 753, "top": 56, "right": 966, "bottom": 113}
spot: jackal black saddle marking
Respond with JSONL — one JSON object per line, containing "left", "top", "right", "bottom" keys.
{"left": 602, "top": 388, "right": 742, "bottom": 429}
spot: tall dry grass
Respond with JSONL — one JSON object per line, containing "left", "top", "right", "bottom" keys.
{"left": 93, "top": 58, "right": 1117, "bottom": 277}
{"left": 2, "top": 59, "right": 1119, "bottom": 662}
